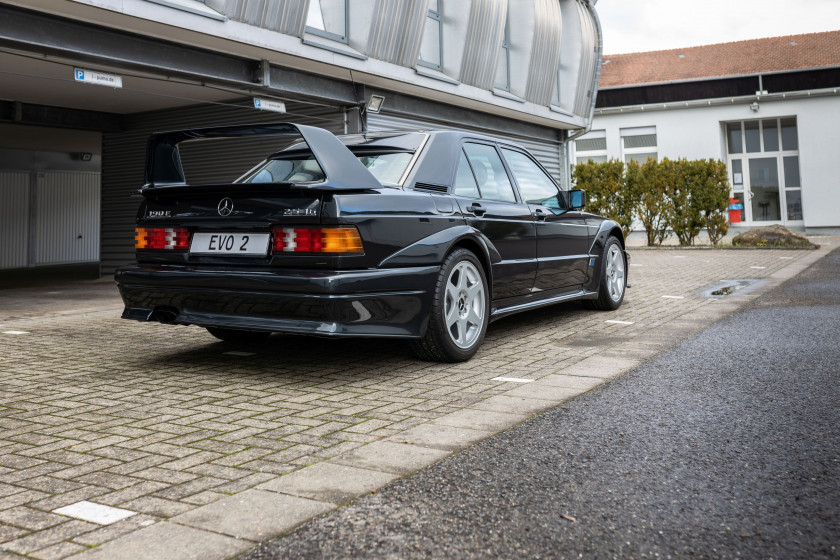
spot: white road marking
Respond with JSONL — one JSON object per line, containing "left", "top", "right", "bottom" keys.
{"left": 780, "top": 257, "right": 794, "bottom": 260}
{"left": 53, "top": 501, "right": 136, "bottom": 525}
{"left": 629, "top": 264, "right": 643, "bottom": 267}
{"left": 492, "top": 377, "right": 534, "bottom": 383}
{"left": 224, "top": 351, "right": 256, "bottom": 356}
{"left": 605, "top": 320, "right": 635, "bottom": 325}
{"left": 2, "top": 331, "right": 29, "bottom": 335}
{"left": 750, "top": 266, "right": 766, "bottom": 269}
{"left": 661, "top": 295, "right": 685, "bottom": 299}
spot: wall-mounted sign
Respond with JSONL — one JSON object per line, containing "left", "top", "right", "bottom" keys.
{"left": 253, "top": 98, "right": 287, "bottom": 114}
{"left": 74, "top": 68, "right": 123, "bottom": 88}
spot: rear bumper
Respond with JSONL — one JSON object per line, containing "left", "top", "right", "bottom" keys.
{"left": 115, "top": 264, "right": 440, "bottom": 338}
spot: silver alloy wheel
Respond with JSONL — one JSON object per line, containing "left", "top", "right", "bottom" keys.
{"left": 444, "top": 260, "right": 486, "bottom": 349}
{"left": 605, "top": 244, "right": 626, "bottom": 302}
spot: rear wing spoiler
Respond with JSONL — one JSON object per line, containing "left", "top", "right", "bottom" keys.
{"left": 143, "top": 122, "right": 382, "bottom": 191}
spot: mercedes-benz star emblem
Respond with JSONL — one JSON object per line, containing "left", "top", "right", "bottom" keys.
{"left": 217, "top": 198, "right": 234, "bottom": 217}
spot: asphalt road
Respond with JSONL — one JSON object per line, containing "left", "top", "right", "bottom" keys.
{"left": 242, "top": 248, "right": 840, "bottom": 560}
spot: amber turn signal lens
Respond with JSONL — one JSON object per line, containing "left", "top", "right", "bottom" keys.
{"left": 271, "top": 227, "right": 363, "bottom": 254}
{"left": 321, "top": 228, "right": 364, "bottom": 253}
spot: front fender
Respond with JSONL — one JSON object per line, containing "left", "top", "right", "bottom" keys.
{"left": 378, "top": 225, "right": 501, "bottom": 269}
{"left": 589, "top": 219, "right": 625, "bottom": 256}
{"left": 584, "top": 219, "right": 628, "bottom": 293}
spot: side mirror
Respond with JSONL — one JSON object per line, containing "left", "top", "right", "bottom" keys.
{"left": 569, "top": 189, "right": 586, "bottom": 210}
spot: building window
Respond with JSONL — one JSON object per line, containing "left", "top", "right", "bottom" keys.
{"left": 726, "top": 117, "right": 802, "bottom": 223}
{"left": 418, "top": 0, "right": 443, "bottom": 70}
{"left": 621, "top": 127, "right": 657, "bottom": 164}
{"left": 551, "top": 67, "right": 562, "bottom": 107}
{"left": 306, "top": 0, "right": 348, "bottom": 43}
{"left": 494, "top": 14, "right": 510, "bottom": 91}
{"left": 574, "top": 130, "right": 607, "bottom": 164}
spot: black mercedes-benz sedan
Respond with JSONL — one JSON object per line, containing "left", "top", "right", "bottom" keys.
{"left": 115, "top": 123, "right": 628, "bottom": 362}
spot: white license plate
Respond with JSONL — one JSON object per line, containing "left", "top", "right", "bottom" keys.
{"left": 190, "top": 232, "right": 270, "bottom": 256}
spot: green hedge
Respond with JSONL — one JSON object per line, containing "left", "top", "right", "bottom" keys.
{"left": 573, "top": 158, "right": 731, "bottom": 246}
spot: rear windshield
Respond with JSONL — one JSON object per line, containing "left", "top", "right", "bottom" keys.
{"left": 236, "top": 151, "right": 413, "bottom": 186}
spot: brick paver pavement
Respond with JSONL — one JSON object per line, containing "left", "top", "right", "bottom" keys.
{"left": 0, "top": 242, "right": 834, "bottom": 559}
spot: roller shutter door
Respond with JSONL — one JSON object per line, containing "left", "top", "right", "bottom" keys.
{"left": 0, "top": 171, "right": 30, "bottom": 269}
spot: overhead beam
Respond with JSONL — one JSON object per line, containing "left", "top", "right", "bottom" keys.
{"left": 0, "top": 4, "right": 359, "bottom": 107}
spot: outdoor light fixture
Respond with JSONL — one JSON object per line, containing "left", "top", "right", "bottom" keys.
{"left": 80, "top": 152, "right": 93, "bottom": 161}
{"left": 749, "top": 102, "right": 760, "bottom": 112}
{"left": 367, "top": 95, "right": 385, "bottom": 114}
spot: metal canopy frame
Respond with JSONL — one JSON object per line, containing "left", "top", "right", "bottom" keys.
{"left": 0, "top": 4, "right": 359, "bottom": 108}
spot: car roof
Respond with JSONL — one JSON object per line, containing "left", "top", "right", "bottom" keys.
{"left": 278, "top": 129, "right": 522, "bottom": 156}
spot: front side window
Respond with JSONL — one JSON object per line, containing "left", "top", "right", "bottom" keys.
{"left": 501, "top": 148, "right": 562, "bottom": 209}
{"left": 306, "top": 0, "right": 348, "bottom": 42}
{"left": 463, "top": 143, "right": 516, "bottom": 203}
{"left": 418, "top": 0, "right": 442, "bottom": 69}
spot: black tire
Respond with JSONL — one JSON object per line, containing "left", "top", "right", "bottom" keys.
{"left": 585, "top": 235, "right": 627, "bottom": 311}
{"left": 206, "top": 327, "right": 272, "bottom": 343}
{"left": 411, "top": 248, "right": 490, "bottom": 362}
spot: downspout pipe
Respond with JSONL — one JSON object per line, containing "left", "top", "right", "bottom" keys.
{"left": 564, "top": 0, "right": 603, "bottom": 189}
{"left": 568, "top": 0, "right": 603, "bottom": 144}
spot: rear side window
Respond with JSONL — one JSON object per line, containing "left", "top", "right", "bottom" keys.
{"left": 239, "top": 156, "right": 325, "bottom": 183}
{"left": 463, "top": 143, "right": 517, "bottom": 203}
{"left": 453, "top": 150, "right": 480, "bottom": 198}
{"left": 501, "top": 148, "right": 563, "bottom": 209}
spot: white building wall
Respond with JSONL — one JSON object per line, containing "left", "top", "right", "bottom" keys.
{"left": 584, "top": 94, "right": 840, "bottom": 230}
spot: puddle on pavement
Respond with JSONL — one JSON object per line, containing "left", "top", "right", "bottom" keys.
{"left": 701, "top": 279, "right": 761, "bottom": 298}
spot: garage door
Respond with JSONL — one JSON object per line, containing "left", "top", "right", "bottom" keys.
{"left": 0, "top": 171, "right": 30, "bottom": 269}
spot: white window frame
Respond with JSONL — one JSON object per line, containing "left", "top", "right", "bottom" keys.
{"left": 573, "top": 130, "right": 607, "bottom": 165}
{"left": 620, "top": 126, "right": 658, "bottom": 164}
{"left": 494, "top": 15, "right": 511, "bottom": 91}
{"left": 417, "top": 1, "right": 443, "bottom": 70}
{"left": 305, "top": 0, "right": 349, "bottom": 44}
{"left": 724, "top": 117, "right": 803, "bottom": 225}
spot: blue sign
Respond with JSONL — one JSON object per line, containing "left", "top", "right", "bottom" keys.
{"left": 729, "top": 203, "right": 744, "bottom": 210}
{"left": 76, "top": 69, "right": 85, "bottom": 80}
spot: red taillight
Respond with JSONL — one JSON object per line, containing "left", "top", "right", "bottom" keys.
{"left": 272, "top": 227, "right": 363, "bottom": 254}
{"left": 135, "top": 227, "right": 191, "bottom": 250}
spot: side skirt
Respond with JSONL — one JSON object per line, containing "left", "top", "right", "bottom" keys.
{"left": 489, "top": 289, "right": 599, "bottom": 322}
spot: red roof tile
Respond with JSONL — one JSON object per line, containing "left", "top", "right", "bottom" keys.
{"left": 600, "top": 30, "right": 840, "bottom": 88}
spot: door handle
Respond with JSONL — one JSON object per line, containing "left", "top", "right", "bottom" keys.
{"left": 468, "top": 203, "right": 486, "bottom": 216}
{"left": 533, "top": 208, "right": 547, "bottom": 221}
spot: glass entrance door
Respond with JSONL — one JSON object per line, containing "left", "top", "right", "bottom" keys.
{"left": 726, "top": 118, "right": 803, "bottom": 225}
{"left": 748, "top": 157, "right": 781, "bottom": 222}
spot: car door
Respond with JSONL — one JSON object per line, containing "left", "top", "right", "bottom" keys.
{"left": 500, "top": 147, "right": 591, "bottom": 293}
{"left": 451, "top": 143, "right": 536, "bottom": 300}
